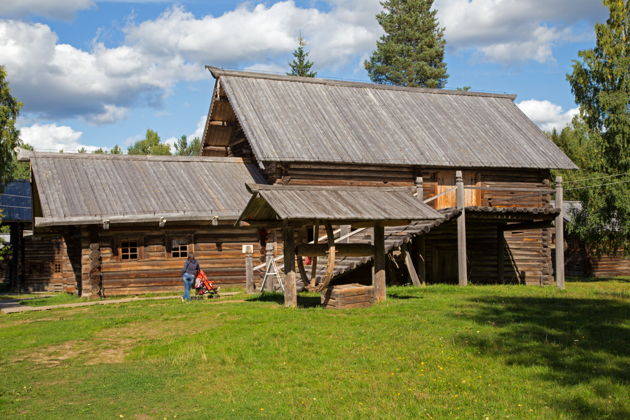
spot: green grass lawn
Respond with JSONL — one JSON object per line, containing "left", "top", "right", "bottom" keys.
{"left": 0, "top": 280, "right": 628, "bottom": 419}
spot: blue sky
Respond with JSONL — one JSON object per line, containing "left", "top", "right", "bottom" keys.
{"left": 0, "top": 0, "right": 607, "bottom": 152}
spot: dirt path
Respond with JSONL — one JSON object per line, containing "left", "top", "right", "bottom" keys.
{"left": 0, "top": 293, "right": 242, "bottom": 314}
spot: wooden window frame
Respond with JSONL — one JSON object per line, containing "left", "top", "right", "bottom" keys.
{"left": 117, "top": 237, "right": 143, "bottom": 262}
{"left": 167, "top": 234, "right": 194, "bottom": 259}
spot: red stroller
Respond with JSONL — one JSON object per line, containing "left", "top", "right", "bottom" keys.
{"left": 194, "top": 270, "right": 220, "bottom": 298}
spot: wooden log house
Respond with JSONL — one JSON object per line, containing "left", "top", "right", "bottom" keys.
{"left": 200, "top": 67, "right": 577, "bottom": 287}
{"left": 19, "top": 152, "right": 267, "bottom": 297}
{"left": 19, "top": 66, "right": 581, "bottom": 295}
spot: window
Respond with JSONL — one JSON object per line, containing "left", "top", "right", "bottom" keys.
{"left": 121, "top": 240, "right": 139, "bottom": 260}
{"left": 171, "top": 239, "right": 188, "bottom": 258}
{"left": 53, "top": 263, "right": 62, "bottom": 273}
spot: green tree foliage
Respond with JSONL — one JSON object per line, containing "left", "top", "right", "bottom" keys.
{"left": 127, "top": 129, "right": 171, "bottom": 155}
{"left": 174, "top": 135, "right": 202, "bottom": 156}
{"left": 110, "top": 145, "right": 122, "bottom": 155}
{"left": 365, "top": 0, "right": 448, "bottom": 88}
{"left": 287, "top": 35, "right": 317, "bottom": 77}
{"left": 0, "top": 66, "right": 22, "bottom": 191}
{"left": 563, "top": 0, "right": 629, "bottom": 254}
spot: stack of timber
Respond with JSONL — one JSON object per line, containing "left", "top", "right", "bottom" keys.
{"left": 321, "top": 283, "right": 375, "bottom": 309}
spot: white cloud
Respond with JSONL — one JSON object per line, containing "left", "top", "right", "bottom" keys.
{"left": 517, "top": 99, "right": 578, "bottom": 132}
{"left": 20, "top": 123, "right": 99, "bottom": 152}
{"left": 0, "top": 19, "right": 200, "bottom": 123}
{"left": 189, "top": 114, "right": 207, "bottom": 141}
{"left": 0, "top": 0, "right": 93, "bottom": 20}
{"left": 436, "top": 0, "right": 606, "bottom": 64}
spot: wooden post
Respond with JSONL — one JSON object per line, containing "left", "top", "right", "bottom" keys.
{"left": 497, "top": 225, "right": 505, "bottom": 283}
{"left": 310, "top": 223, "right": 319, "bottom": 289}
{"left": 283, "top": 225, "right": 297, "bottom": 307}
{"left": 456, "top": 170, "right": 468, "bottom": 286}
{"left": 402, "top": 246, "right": 422, "bottom": 286}
{"left": 340, "top": 225, "right": 350, "bottom": 243}
{"left": 418, "top": 236, "right": 426, "bottom": 285}
{"left": 373, "top": 222, "right": 386, "bottom": 302}
{"left": 264, "top": 243, "right": 275, "bottom": 292}
{"left": 415, "top": 176, "right": 423, "bottom": 199}
{"left": 245, "top": 247, "right": 255, "bottom": 294}
{"left": 555, "top": 176, "right": 565, "bottom": 289}
{"left": 8, "top": 223, "right": 19, "bottom": 291}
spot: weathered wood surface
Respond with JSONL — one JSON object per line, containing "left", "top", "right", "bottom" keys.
{"left": 27, "top": 152, "right": 267, "bottom": 227}
{"left": 373, "top": 223, "right": 386, "bottom": 302}
{"left": 296, "top": 243, "right": 375, "bottom": 257}
{"left": 283, "top": 226, "right": 297, "bottom": 307}
{"left": 555, "top": 176, "right": 565, "bottom": 289}
{"left": 239, "top": 184, "right": 442, "bottom": 223}
{"left": 204, "top": 67, "right": 575, "bottom": 169}
{"left": 321, "top": 283, "right": 375, "bottom": 309}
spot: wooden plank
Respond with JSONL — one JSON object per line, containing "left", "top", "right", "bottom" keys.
{"left": 310, "top": 223, "right": 319, "bottom": 289}
{"left": 402, "top": 248, "right": 422, "bottom": 287}
{"left": 555, "top": 176, "right": 565, "bottom": 289}
{"left": 296, "top": 243, "right": 375, "bottom": 257}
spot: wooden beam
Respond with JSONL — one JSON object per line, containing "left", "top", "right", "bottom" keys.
{"left": 296, "top": 243, "right": 375, "bottom": 257}
{"left": 456, "top": 171, "right": 468, "bottom": 286}
{"left": 402, "top": 247, "right": 422, "bottom": 287}
{"left": 373, "top": 222, "right": 386, "bottom": 302}
{"left": 501, "top": 220, "right": 554, "bottom": 231}
{"left": 555, "top": 176, "right": 565, "bottom": 289}
{"left": 417, "top": 236, "right": 426, "bottom": 285}
{"left": 245, "top": 247, "right": 255, "bottom": 294}
{"left": 310, "top": 223, "right": 319, "bottom": 290}
{"left": 283, "top": 226, "right": 297, "bottom": 307}
{"left": 315, "top": 223, "right": 337, "bottom": 292}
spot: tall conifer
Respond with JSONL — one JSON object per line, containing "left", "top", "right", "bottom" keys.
{"left": 365, "top": 0, "right": 448, "bottom": 88}
{"left": 288, "top": 35, "right": 317, "bottom": 77}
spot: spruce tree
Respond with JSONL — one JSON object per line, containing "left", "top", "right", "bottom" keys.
{"left": 563, "top": 0, "right": 629, "bottom": 254}
{"left": 365, "top": 0, "right": 448, "bottom": 88}
{"left": 287, "top": 36, "right": 317, "bottom": 77}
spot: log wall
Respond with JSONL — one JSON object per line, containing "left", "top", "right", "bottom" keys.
{"left": 79, "top": 224, "right": 263, "bottom": 297}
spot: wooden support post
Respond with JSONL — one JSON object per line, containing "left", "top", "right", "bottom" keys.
{"left": 415, "top": 176, "right": 423, "bottom": 199}
{"left": 456, "top": 170, "right": 468, "bottom": 286}
{"left": 245, "top": 247, "right": 255, "bottom": 294}
{"left": 310, "top": 223, "right": 319, "bottom": 289}
{"left": 555, "top": 176, "right": 565, "bottom": 289}
{"left": 497, "top": 224, "right": 505, "bottom": 283}
{"left": 283, "top": 226, "right": 297, "bottom": 307}
{"left": 402, "top": 247, "right": 422, "bottom": 287}
{"left": 316, "top": 223, "right": 337, "bottom": 291}
{"left": 373, "top": 222, "right": 386, "bottom": 302}
{"left": 8, "top": 223, "right": 19, "bottom": 291}
{"left": 263, "top": 243, "right": 275, "bottom": 292}
{"left": 418, "top": 236, "right": 426, "bottom": 285}
{"left": 340, "top": 225, "right": 351, "bottom": 243}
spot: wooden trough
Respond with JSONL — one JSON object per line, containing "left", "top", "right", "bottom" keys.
{"left": 321, "top": 283, "right": 375, "bottom": 309}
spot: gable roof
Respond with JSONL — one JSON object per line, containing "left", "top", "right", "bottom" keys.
{"left": 21, "top": 151, "right": 266, "bottom": 227}
{"left": 0, "top": 180, "right": 32, "bottom": 223}
{"left": 203, "top": 67, "right": 576, "bottom": 170}
{"left": 237, "top": 184, "right": 443, "bottom": 226}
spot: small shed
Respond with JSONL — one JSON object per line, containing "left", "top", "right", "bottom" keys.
{"left": 237, "top": 184, "right": 443, "bottom": 307}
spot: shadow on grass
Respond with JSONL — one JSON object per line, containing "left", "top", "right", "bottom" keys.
{"left": 568, "top": 275, "right": 630, "bottom": 283}
{"left": 456, "top": 295, "right": 630, "bottom": 418}
{"left": 245, "top": 292, "right": 321, "bottom": 308}
{"left": 388, "top": 294, "right": 422, "bottom": 300}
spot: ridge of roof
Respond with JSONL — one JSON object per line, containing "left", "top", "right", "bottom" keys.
{"left": 18, "top": 149, "right": 249, "bottom": 164}
{"left": 206, "top": 66, "right": 517, "bottom": 101}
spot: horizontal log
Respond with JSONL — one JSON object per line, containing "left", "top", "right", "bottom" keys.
{"left": 296, "top": 243, "right": 375, "bottom": 257}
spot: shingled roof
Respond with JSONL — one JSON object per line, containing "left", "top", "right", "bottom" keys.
{"left": 21, "top": 151, "right": 266, "bottom": 227}
{"left": 203, "top": 67, "right": 576, "bottom": 170}
{"left": 237, "top": 184, "right": 443, "bottom": 226}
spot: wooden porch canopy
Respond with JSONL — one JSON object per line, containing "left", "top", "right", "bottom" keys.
{"left": 237, "top": 184, "right": 443, "bottom": 307}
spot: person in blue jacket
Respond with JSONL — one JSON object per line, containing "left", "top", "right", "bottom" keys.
{"left": 181, "top": 253, "right": 200, "bottom": 302}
